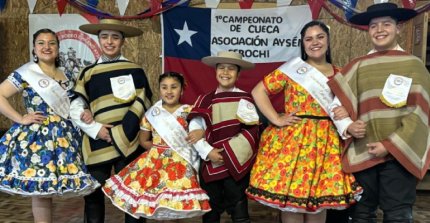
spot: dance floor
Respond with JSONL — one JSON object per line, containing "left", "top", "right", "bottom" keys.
{"left": 0, "top": 191, "right": 429, "bottom": 223}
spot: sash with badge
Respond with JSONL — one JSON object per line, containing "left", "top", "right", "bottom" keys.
{"left": 278, "top": 57, "right": 334, "bottom": 114}
{"left": 17, "top": 62, "right": 70, "bottom": 119}
{"left": 380, "top": 74, "right": 412, "bottom": 108}
{"left": 145, "top": 100, "right": 200, "bottom": 171}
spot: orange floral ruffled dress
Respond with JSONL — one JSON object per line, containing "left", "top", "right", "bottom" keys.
{"left": 246, "top": 67, "right": 362, "bottom": 213}
{"left": 103, "top": 105, "right": 211, "bottom": 220}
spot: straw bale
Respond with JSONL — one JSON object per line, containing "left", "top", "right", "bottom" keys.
{"left": 126, "top": 0, "right": 150, "bottom": 16}
{"left": 0, "top": 18, "right": 29, "bottom": 129}
{"left": 289, "top": 0, "right": 306, "bottom": 5}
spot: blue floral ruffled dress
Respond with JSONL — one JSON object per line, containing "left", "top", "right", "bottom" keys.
{"left": 0, "top": 68, "right": 100, "bottom": 196}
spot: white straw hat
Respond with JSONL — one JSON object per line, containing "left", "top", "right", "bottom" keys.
{"left": 79, "top": 19, "right": 143, "bottom": 37}
{"left": 201, "top": 51, "right": 255, "bottom": 70}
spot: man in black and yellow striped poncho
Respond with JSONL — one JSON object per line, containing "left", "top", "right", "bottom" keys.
{"left": 70, "top": 19, "right": 152, "bottom": 223}
{"left": 328, "top": 3, "right": 429, "bottom": 223}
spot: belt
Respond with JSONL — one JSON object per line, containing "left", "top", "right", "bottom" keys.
{"left": 295, "top": 115, "right": 330, "bottom": 120}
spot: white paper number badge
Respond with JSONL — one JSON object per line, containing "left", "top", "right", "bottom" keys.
{"left": 236, "top": 99, "right": 259, "bottom": 125}
{"left": 110, "top": 74, "right": 136, "bottom": 103}
{"left": 380, "top": 74, "right": 412, "bottom": 108}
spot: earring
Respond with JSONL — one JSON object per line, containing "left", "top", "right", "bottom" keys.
{"left": 33, "top": 55, "right": 39, "bottom": 63}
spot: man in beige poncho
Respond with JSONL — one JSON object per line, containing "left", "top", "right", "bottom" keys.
{"left": 71, "top": 19, "right": 152, "bottom": 223}
{"left": 328, "top": 3, "right": 430, "bottom": 223}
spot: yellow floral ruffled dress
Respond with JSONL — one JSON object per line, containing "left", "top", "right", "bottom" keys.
{"left": 103, "top": 104, "right": 210, "bottom": 220}
{"left": 246, "top": 67, "right": 362, "bottom": 213}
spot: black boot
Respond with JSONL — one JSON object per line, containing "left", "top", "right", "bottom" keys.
{"left": 351, "top": 205, "right": 377, "bottom": 223}
{"left": 125, "top": 214, "right": 146, "bottom": 223}
{"left": 383, "top": 208, "right": 413, "bottom": 223}
{"left": 230, "top": 199, "right": 251, "bottom": 223}
{"left": 202, "top": 210, "right": 222, "bottom": 223}
{"left": 326, "top": 209, "right": 350, "bottom": 223}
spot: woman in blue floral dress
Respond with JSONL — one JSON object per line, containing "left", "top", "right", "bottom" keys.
{"left": 0, "top": 29, "right": 99, "bottom": 223}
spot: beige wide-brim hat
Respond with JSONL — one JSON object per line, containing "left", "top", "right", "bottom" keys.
{"left": 201, "top": 51, "right": 255, "bottom": 70}
{"left": 79, "top": 19, "right": 143, "bottom": 37}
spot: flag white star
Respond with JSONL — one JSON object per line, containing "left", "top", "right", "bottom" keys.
{"left": 174, "top": 21, "right": 197, "bottom": 47}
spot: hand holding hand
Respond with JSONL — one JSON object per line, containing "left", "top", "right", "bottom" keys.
{"left": 80, "top": 109, "right": 94, "bottom": 124}
{"left": 207, "top": 148, "right": 224, "bottom": 165}
{"left": 332, "top": 106, "right": 349, "bottom": 120}
{"left": 97, "top": 124, "right": 114, "bottom": 143}
{"left": 347, "top": 120, "right": 366, "bottom": 138}
{"left": 187, "top": 129, "right": 205, "bottom": 144}
{"left": 20, "top": 111, "right": 46, "bottom": 125}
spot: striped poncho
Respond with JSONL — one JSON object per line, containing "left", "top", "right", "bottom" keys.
{"left": 187, "top": 91, "right": 260, "bottom": 183}
{"left": 328, "top": 50, "right": 430, "bottom": 179}
{"left": 74, "top": 60, "right": 152, "bottom": 166}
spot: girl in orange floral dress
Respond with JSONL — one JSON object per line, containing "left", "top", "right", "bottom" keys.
{"left": 103, "top": 72, "right": 211, "bottom": 220}
{"left": 246, "top": 21, "right": 362, "bottom": 223}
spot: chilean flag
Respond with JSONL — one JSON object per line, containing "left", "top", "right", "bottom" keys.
{"left": 162, "top": 6, "right": 311, "bottom": 106}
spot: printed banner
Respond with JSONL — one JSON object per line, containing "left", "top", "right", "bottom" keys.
{"left": 162, "top": 6, "right": 311, "bottom": 105}
{"left": 29, "top": 14, "right": 101, "bottom": 78}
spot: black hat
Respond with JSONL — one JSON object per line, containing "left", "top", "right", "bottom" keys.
{"left": 348, "top": 3, "right": 417, "bottom": 25}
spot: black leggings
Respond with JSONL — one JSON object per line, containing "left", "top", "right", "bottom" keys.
{"left": 200, "top": 174, "right": 251, "bottom": 223}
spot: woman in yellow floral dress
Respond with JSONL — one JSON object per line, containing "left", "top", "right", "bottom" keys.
{"left": 246, "top": 21, "right": 362, "bottom": 223}
{"left": 103, "top": 72, "right": 210, "bottom": 220}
